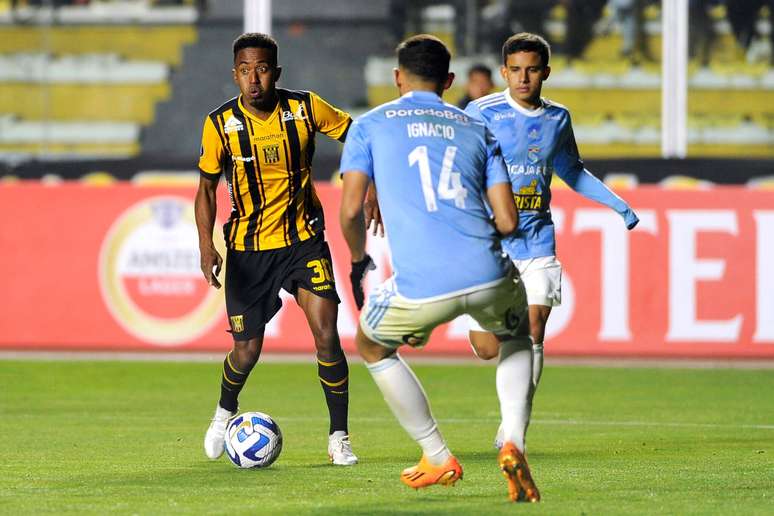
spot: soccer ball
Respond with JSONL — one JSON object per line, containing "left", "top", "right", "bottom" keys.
{"left": 224, "top": 411, "right": 283, "bottom": 468}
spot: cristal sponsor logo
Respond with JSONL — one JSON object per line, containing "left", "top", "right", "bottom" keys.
{"left": 99, "top": 196, "right": 225, "bottom": 345}
{"left": 224, "top": 115, "right": 244, "bottom": 133}
{"left": 513, "top": 179, "right": 544, "bottom": 211}
{"left": 545, "top": 114, "right": 562, "bottom": 120}
{"left": 493, "top": 111, "right": 516, "bottom": 120}
{"left": 233, "top": 155, "right": 255, "bottom": 162}
{"left": 385, "top": 108, "right": 469, "bottom": 124}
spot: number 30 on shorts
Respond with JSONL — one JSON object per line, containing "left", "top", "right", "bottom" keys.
{"left": 306, "top": 258, "right": 334, "bottom": 284}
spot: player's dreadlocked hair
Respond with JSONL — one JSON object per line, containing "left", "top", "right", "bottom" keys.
{"left": 396, "top": 34, "right": 450, "bottom": 85}
{"left": 502, "top": 32, "right": 551, "bottom": 67}
{"left": 233, "top": 32, "right": 278, "bottom": 65}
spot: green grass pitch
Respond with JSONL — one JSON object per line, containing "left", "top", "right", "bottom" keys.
{"left": 1, "top": 359, "right": 772, "bottom": 514}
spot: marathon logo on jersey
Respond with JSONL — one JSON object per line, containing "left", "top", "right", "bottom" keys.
{"left": 262, "top": 144, "right": 280, "bottom": 164}
{"left": 223, "top": 115, "right": 244, "bottom": 134}
{"left": 282, "top": 104, "right": 307, "bottom": 122}
{"left": 385, "top": 107, "right": 469, "bottom": 125}
{"left": 493, "top": 111, "right": 516, "bottom": 121}
{"left": 514, "top": 179, "right": 544, "bottom": 211}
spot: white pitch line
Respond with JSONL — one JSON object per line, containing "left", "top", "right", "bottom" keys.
{"left": 273, "top": 416, "right": 774, "bottom": 431}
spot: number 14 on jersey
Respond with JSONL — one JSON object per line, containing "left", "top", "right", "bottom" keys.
{"left": 408, "top": 145, "right": 468, "bottom": 212}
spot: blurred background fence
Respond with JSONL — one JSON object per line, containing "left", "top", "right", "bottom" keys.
{"left": 0, "top": 0, "right": 772, "bottom": 184}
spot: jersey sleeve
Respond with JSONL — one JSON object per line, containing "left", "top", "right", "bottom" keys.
{"left": 310, "top": 92, "right": 353, "bottom": 142}
{"left": 339, "top": 119, "right": 373, "bottom": 180}
{"left": 464, "top": 100, "right": 484, "bottom": 122}
{"left": 484, "top": 127, "right": 510, "bottom": 188}
{"left": 554, "top": 115, "right": 639, "bottom": 229}
{"left": 198, "top": 115, "right": 225, "bottom": 179}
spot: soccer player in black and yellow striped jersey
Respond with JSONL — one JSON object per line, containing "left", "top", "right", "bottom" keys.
{"left": 196, "top": 33, "right": 357, "bottom": 466}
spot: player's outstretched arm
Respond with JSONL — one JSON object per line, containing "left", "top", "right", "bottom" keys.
{"left": 195, "top": 175, "right": 223, "bottom": 289}
{"left": 486, "top": 182, "right": 519, "bottom": 236}
{"left": 555, "top": 122, "right": 639, "bottom": 229}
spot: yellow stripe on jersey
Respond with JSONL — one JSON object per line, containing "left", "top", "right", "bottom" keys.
{"left": 198, "top": 89, "right": 352, "bottom": 251}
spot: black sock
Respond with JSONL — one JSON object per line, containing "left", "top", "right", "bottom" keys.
{"left": 219, "top": 351, "right": 251, "bottom": 413}
{"left": 318, "top": 356, "right": 349, "bottom": 434}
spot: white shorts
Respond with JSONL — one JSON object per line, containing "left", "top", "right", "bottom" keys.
{"left": 515, "top": 255, "right": 562, "bottom": 307}
{"left": 360, "top": 268, "right": 529, "bottom": 350}
{"left": 466, "top": 255, "right": 561, "bottom": 332}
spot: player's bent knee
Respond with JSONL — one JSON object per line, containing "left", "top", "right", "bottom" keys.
{"left": 355, "top": 326, "right": 394, "bottom": 363}
{"left": 468, "top": 330, "right": 500, "bottom": 360}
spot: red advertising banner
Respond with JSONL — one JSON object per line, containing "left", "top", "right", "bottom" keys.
{"left": 0, "top": 182, "right": 772, "bottom": 357}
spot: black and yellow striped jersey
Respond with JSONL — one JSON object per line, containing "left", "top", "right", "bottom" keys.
{"left": 199, "top": 89, "right": 351, "bottom": 251}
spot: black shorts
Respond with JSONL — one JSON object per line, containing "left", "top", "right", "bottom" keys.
{"left": 225, "top": 233, "right": 340, "bottom": 340}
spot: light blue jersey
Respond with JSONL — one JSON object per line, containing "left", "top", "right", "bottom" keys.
{"left": 466, "top": 90, "right": 639, "bottom": 259}
{"left": 340, "top": 90, "right": 512, "bottom": 300}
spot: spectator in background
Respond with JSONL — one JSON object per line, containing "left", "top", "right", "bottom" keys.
{"left": 457, "top": 64, "right": 495, "bottom": 108}
{"left": 726, "top": 0, "right": 774, "bottom": 64}
{"left": 689, "top": 0, "right": 719, "bottom": 67}
{"left": 610, "top": 0, "right": 655, "bottom": 65}
{"left": 562, "top": 0, "right": 607, "bottom": 65}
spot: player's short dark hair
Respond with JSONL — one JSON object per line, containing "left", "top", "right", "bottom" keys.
{"left": 502, "top": 32, "right": 550, "bottom": 66}
{"left": 396, "top": 34, "right": 451, "bottom": 85}
{"left": 468, "top": 64, "right": 492, "bottom": 80}
{"left": 233, "top": 32, "right": 278, "bottom": 64}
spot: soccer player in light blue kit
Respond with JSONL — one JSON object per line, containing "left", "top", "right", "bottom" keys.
{"left": 339, "top": 35, "right": 540, "bottom": 503}
{"left": 465, "top": 34, "right": 640, "bottom": 432}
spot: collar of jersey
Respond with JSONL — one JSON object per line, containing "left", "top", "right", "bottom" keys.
{"left": 503, "top": 88, "right": 545, "bottom": 117}
{"left": 401, "top": 90, "right": 443, "bottom": 103}
{"left": 238, "top": 95, "right": 280, "bottom": 125}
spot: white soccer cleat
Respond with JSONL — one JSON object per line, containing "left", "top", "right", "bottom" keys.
{"left": 328, "top": 431, "right": 358, "bottom": 466}
{"left": 494, "top": 422, "right": 504, "bottom": 450}
{"left": 204, "top": 405, "right": 236, "bottom": 459}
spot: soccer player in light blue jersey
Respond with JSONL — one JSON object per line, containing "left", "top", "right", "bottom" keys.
{"left": 339, "top": 35, "right": 540, "bottom": 503}
{"left": 464, "top": 34, "right": 640, "bottom": 426}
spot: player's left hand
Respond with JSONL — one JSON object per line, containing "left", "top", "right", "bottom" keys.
{"left": 625, "top": 210, "right": 639, "bottom": 230}
{"left": 350, "top": 254, "right": 376, "bottom": 310}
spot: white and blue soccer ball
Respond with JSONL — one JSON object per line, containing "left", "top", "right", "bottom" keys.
{"left": 224, "top": 412, "right": 283, "bottom": 468}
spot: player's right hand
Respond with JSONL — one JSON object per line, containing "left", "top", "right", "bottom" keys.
{"left": 350, "top": 254, "right": 376, "bottom": 310}
{"left": 200, "top": 245, "right": 223, "bottom": 289}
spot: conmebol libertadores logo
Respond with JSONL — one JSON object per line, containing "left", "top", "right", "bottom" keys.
{"left": 99, "top": 196, "right": 225, "bottom": 345}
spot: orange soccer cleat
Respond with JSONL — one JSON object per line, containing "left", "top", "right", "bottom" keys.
{"left": 400, "top": 454, "right": 463, "bottom": 489}
{"left": 498, "top": 441, "right": 540, "bottom": 503}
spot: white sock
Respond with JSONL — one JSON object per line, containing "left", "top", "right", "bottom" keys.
{"left": 496, "top": 337, "right": 534, "bottom": 452}
{"left": 532, "top": 342, "right": 544, "bottom": 389}
{"left": 366, "top": 353, "right": 451, "bottom": 466}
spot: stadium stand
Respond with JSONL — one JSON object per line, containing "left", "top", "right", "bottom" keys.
{"left": 366, "top": 3, "right": 774, "bottom": 158}
{"left": 0, "top": 2, "right": 197, "bottom": 163}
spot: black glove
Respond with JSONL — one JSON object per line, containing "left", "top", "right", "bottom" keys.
{"left": 350, "top": 254, "right": 376, "bottom": 310}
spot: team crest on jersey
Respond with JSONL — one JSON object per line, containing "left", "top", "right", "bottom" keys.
{"left": 527, "top": 125, "right": 540, "bottom": 140}
{"left": 527, "top": 146, "right": 541, "bottom": 163}
{"left": 224, "top": 115, "right": 244, "bottom": 133}
{"left": 262, "top": 144, "right": 280, "bottom": 164}
{"left": 230, "top": 315, "right": 245, "bottom": 333}
{"left": 282, "top": 104, "right": 307, "bottom": 122}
